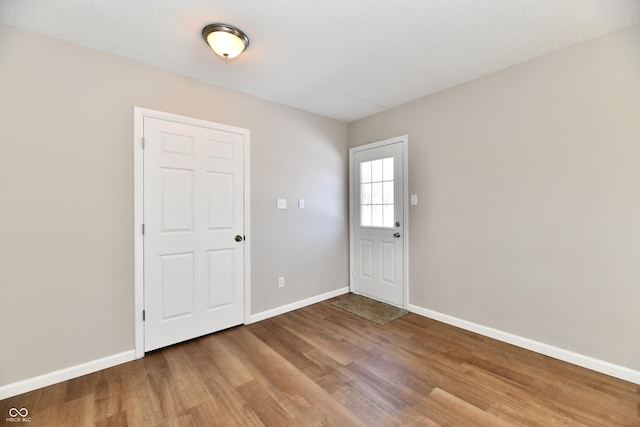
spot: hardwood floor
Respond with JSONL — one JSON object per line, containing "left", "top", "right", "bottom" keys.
{"left": 2, "top": 297, "right": 639, "bottom": 426}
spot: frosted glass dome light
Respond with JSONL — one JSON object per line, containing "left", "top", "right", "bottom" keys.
{"left": 202, "top": 23, "right": 249, "bottom": 60}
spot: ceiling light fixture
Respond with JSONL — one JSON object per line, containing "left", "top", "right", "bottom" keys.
{"left": 202, "top": 23, "right": 249, "bottom": 60}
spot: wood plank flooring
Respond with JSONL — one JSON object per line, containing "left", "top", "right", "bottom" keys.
{"left": 2, "top": 297, "right": 639, "bottom": 426}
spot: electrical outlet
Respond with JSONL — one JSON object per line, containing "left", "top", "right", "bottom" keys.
{"left": 278, "top": 277, "right": 285, "bottom": 288}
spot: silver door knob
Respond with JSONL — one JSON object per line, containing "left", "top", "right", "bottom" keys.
{"left": 235, "top": 235, "right": 244, "bottom": 242}
{"left": 393, "top": 232, "right": 401, "bottom": 238}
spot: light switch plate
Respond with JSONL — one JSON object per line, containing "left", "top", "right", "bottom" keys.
{"left": 277, "top": 198, "right": 287, "bottom": 209}
{"left": 411, "top": 194, "right": 418, "bottom": 205}
{"left": 298, "top": 199, "right": 305, "bottom": 209}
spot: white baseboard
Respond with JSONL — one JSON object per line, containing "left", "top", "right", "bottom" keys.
{"left": 1, "top": 288, "right": 350, "bottom": 400}
{"left": 408, "top": 304, "right": 640, "bottom": 385}
{"left": 8, "top": 297, "right": 634, "bottom": 400}
{"left": 250, "top": 287, "right": 350, "bottom": 324}
{"left": 0, "top": 350, "right": 136, "bottom": 400}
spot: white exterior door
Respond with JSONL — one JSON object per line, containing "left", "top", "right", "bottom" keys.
{"left": 351, "top": 137, "right": 406, "bottom": 307}
{"left": 143, "top": 116, "right": 246, "bottom": 351}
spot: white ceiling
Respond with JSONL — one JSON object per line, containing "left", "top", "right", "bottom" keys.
{"left": 1, "top": 1, "right": 639, "bottom": 122}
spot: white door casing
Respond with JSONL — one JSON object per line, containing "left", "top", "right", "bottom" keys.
{"left": 133, "top": 108, "right": 250, "bottom": 356}
{"left": 350, "top": 136, "right": 408, "bottom": 307}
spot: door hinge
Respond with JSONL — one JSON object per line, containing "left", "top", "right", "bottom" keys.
{"left": 143, "top": 310, "right": 146, "bottom": 321}
{"left": 142, "top": 224, "right": 145, "bottom": 235}
{"left": 141, "top": 137, "right": 145, "bottom": 149}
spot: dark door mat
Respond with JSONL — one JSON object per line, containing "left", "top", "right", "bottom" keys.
{"left": 330, "top": 294, "right": 408, "bottom": 325}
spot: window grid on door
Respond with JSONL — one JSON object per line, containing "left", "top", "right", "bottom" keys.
{"left": 360, "top": 157, "right": 394, "bottom": 228}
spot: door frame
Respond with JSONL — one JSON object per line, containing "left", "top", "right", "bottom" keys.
{"left": 133, "top": 107, "right": 251, "bottom": 358}
{"left": 349, "top": 135, "right": 409, "bottom": 308}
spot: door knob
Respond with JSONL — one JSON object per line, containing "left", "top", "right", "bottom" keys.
{"left": 393, "top": 232, "right": 401, "bottom": 238}
{"left": 235, "top": 235, "right": 244, "bottom": 242}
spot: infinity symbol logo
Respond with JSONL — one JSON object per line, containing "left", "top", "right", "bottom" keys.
{"left": 8, "top": 407, "right": 28, "bottom": 417}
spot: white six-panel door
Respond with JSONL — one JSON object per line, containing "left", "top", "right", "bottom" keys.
{"left": 351, "top": 138, "right": 406, "bottom": 307}
{"left": 143, "top": 117, "right": 246, "bottom": 351}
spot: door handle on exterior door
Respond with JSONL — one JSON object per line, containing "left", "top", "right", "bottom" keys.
{"left": 393, "top": 232, "right": 401, "bottom": 238}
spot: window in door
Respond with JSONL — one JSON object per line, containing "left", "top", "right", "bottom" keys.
{"left": 360, "top": 157, "right": 394, "bottom": 228}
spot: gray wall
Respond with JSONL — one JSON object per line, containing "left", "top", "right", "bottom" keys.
{"left": 0, "top": 24, "right": 349, "bottom": 387}
{"left": 349, "top": 24, "right": 640, "bottom": 371}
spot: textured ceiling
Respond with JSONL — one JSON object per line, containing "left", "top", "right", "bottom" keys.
{"left": 1, "top": 0, "right": 639, "bottom": 122}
